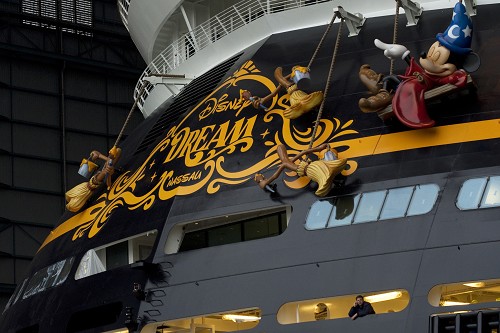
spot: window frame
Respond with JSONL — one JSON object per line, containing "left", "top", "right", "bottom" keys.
{"left": 305, "top": 183, "right": 440, "bottom": 230}
{"left": 456, "top": 176, "right": 500, "bottom": 211}
{"left": 165, "top": 206, "right": 291, "bottom": 254}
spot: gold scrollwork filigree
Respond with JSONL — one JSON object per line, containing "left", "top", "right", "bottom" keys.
{"left": 42, "top": 60, "right": 360, "bottom": 249}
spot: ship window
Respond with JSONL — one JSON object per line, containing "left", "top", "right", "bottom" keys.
{"left": 75, "top": 249, "right": 105, "bottom": 280}
{"left": 168, "top": 207, "right": 289, "bottom": 254}
{"left": 407, "top": 184, "right": 439, "bottom": 216}
{"left": 21, "top": 257, "right": 75, "bottom": 301}
{"left": 4, "top": 278, "right": 28, "bottom": 311}
{"left": 179, "top": 212, "right": 286, "bottom": 252}
{"left": 456, "top": 178, "right": 487, "bottom": 209}
{"left": 277, "top": 289, "right": 410, "bottom": 324}
{"left": 328, "top": 194, "right": 360, "bottom": 227}
{"left": 428, "top": 278, "right": 500, "bottom": 307}
{"left": 208, "top": 223, "right": 242, "bottom": 247}
{"left": 481, "top": 177, "right": 500, "bottom": 207}
{"left": 75, "top": 230, "right": 157, "bottom": 279}
{"left": 380, "top": 187, "right": 413, "bottom": 219}
{"left": 353, "top": 191, "right": 386, "bottom": 224}
{"left": 457, "top": 176, "right": 500, "bottom": 210}
{"left": 306, "top": 184, "right": 439, "bottom": 230}
{"left": 106, "top": 241, "right": 129, "bottom": 270}
{"left": 142, "top": 308, "right": 261, "bottom": 333}
{"left": 306, "top": 200, "right": 332, "bottom": 230}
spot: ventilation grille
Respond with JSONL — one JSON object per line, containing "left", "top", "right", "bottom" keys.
{"left": 431, "top": 309, "right": 500, "bottom": 333}
{"left": 133, "top": 52, "right": 243, "bottom": 156}
{"left": 21, "top": 0, "right": 93, "bottom": 35}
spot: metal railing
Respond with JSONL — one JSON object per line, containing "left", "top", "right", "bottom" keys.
{"left": 128, "top": 0, "right": 333, "bottom": 111}
{"left": 118, "top": 0, "right": 130, "bottom": 30}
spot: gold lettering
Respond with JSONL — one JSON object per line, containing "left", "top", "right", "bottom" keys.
{"left": 216, "top": 101, "right": 229, "bottom": 113}
{"left": 202, "top": 120, "right": 230, "bottom": 150}
{"left": 227, "top": 99, "right": 242, "bottom": 111}
{"left": 166, "top": 171, "right": 203, "bottom": 187}
{"left": 198, "top": 97, "right": 217, "bottom": 120}
{"left": 197, "top": 94, "right": 252, "bottom": 120}
{"left": 188, "top": 172, "right": 198, "bottom": 181}
{"left": 226, "top": 115, "right": 256, "bottom": 145}
{"left": 164, "top": 127, "right": 190, "bottom": 163}
{"left": 235, "top": 99, "right": 250, "bottom": 117}
{"left": 165, "top": 109, "right": 257, "bottom": 167}
{"left": 167, "top": 177, "right": 177, "bottom": 187}
{"left": 177, "top": 129, "right": 200, "bottom": 159}
{"left": 192, "top": 125, "right": 215, "bottom": 153}
{"left": 217, "top": 94, "right": 228, "bottom": 105}
{"left": 185, "top": 125, "right": 215, "bottom": 167}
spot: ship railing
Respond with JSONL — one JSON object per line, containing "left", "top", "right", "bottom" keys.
{"left": 132, "top": 0, "right": 334, "bottom": 111}
{"left": 117, "top": 0, "right": 130, "bottom": 31}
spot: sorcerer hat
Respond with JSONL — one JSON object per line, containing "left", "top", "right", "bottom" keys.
{"left": 436, "top": 2, "right": 473, "bottom": 54}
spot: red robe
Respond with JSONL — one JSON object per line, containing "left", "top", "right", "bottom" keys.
{"left": 392, "top": 57, "right": 468, "bottom": 129}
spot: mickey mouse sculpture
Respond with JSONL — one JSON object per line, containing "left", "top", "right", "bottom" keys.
{"left": 358, "top": 1, "right": 480, "bottom": 129}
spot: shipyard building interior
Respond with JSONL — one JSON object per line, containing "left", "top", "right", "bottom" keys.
{"left": 0, "top": 0, "right": 145, "bottom": 310}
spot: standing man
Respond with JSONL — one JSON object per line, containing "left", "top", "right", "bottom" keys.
{"left": 348, "top": 295, "right": 375, "bottom": 320}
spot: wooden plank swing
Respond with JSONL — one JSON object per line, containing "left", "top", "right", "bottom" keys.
{"left": 377, "top": 75, "right": 476, "bottom": 121}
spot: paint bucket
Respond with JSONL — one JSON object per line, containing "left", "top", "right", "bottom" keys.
{"left": 78, "top": 158, "right": 98, "bottom": 178}
{"left": 291, "top": 66, "right": 311, "bottom": 91}
{"left": 323, "top": 150, "right": 337, "bottom": 161}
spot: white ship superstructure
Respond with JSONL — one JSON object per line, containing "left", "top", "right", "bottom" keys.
{"left": 118, "top": 0, "right": 484, "bottom": 117}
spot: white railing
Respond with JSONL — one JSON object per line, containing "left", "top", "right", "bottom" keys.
{"left": 132, "top": 0, "right": 334, "bottom": 111}
{"left": 117, "top": 0, "right": 130, "bottom": 30}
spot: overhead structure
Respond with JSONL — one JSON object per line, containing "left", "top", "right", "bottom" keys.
{"left": 400, "top": 0, "right": 423, "bottom": 26}
{"left": 334, "top": 6, "right": 366, "bottom": 37}
{"left": 464, "top": 0, "right": 477, "bottom": 15}
{"left": 143, "top": 74, "right": 194, "bottom": 96}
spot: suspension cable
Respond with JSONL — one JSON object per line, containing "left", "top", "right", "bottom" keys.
{"left": 307, "top": 12, "right": 339, "bottom": 71}
{"left": 390, "top": 0, "right": 401, "bottom": 76}
{"left": 308, "top": 17, "right": 344, "bottom": 151}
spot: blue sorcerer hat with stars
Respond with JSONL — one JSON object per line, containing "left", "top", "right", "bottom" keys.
{"left": 436, "top": 1, "right": 473, "bottom": 54}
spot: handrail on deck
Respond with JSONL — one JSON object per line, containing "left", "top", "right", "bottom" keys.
{"left": 119, "top": 0, "right": 334, "bottom": 111}
{"left": 117, "top": 0, "right": 130, "bottom": 30}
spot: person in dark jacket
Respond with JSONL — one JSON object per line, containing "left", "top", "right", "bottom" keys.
{"left": 348, "top": 295, "right": 375, "bottom": 320}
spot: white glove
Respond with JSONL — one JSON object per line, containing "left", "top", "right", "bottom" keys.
{"left": 374, "top": 39, "right": 410, "bottom": 60}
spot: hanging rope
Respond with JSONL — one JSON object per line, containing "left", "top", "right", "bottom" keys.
{"left": 114, "top": 73, "right": 187, "bottom": 148}
{"left": 113, "top": 84, "right": 148, "bottom": 148}
{"left": 390, "top": 0, "right": 401, "bottom": 76}
{"left": 307, "top": 17, "right": 344, "bottom": 151}
{"left": 307, "top": 12, "right": 340, "bottom": 71}
{"left": 65, "top": 76, "right": 175, "bottom": 212}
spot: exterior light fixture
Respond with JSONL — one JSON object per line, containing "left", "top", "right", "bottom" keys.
{"left": 221, "top": 314, "right": 261, "bottom": 323}
{"left": 463, "top": 282, "right": 485, "bottom": 288}
{"left": 441, "top": 300, "right": 470, "bottom": 306}
{"left": 364, "top": 291, "right": 403, "bottom": 303}
{"left": 124, "top": 306, "right": 138, "bottom": 331}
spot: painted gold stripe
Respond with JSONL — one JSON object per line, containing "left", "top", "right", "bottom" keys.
{"left": 338, "top": 119, "right": 500, "bottom": 158}
{"left": 38, "top": 118, "right": 500, "bottom": 252}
